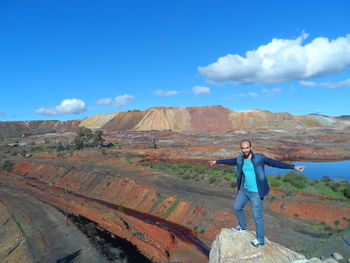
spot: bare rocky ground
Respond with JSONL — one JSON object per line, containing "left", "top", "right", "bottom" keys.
{"left": 0, "top": 178, "right": 110, "bottom": 263}
{"left": 0, "top": 128, "right": 350, "bottom": 262}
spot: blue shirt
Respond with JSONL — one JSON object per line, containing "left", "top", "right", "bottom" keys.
{"left": 215, "top": 153, "right": 295, "bottom": 199}
{"left": 243, "top": 159, "right": 258, "bottom": 192}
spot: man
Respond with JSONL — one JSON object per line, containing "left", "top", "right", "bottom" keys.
{"left": 209, "top": 140, "right": 305, "bottom": 248}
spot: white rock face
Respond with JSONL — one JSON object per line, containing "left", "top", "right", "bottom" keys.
{"left": 209, "top": 228, "right": 307, "bottom": 263}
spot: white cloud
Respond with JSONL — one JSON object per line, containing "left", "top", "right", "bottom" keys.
{"left": 96, "top": 94, "right": 134, "bottom": 107}
{"left": 0, "top": 111, "right": 5, "bottom": 117}
{"left": 320, "top": 78, "right": 350, "bottom": 89}
{"left": 233, "top": 92, "right": 258, "bottom": 97}
{"left": 262, "top": 88, "right": 282, "bottom": 97}
{"left": 192, "top": 85, "right": 211, "bottom": 95}
{"left": 198, "top": 33, "right": 350, "bottom": 85}
{"left": 96, "top": 98, "right": 112, "bottom": 105}
{"left": 300, "top": 80, "right": 316, "bottom": 87}
{"left": 153, "top": 90, "right": 179, "bottom": 96}
{"left": 113, "top": 94, "right": 134, "bottom": 106}
{"left": 247, "top": 92, "right": 258, "bottom": 97}
{"left": 35, "top": 98, "right": 86, "bottom": 116}
{"left": 223, "top": 92, "right": 258, "bottom": 100}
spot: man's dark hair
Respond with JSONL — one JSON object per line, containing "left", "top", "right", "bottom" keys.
{"left": 240, "top": 140, "right": 252, "bottom": 147}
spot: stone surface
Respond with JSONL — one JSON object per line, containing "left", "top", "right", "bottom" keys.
{"left": 332, "top": 252, "right": 343, "bottom": 260}
{"left": 0, "top": 201, "right": 34, "bottom": 263}
{"left": 323, "top": 258, "right": 339, "bottom": 263}
{"left": 209, "top": 228, "right": 306, "bottom": 263}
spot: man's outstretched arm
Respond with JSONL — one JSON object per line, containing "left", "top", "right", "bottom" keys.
{"left": 264, "top": 157, "right": 305, "bottom": 171}
{"left": 208, "top": 158, "right": 238, "bottom": 166}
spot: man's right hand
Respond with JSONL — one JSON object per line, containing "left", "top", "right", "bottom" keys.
{"left": 208, "top": 160, "right": 216, "bottom": 166}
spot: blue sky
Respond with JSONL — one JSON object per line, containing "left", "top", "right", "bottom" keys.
{"left": 1, "top": 0, "right": 350, "bottom": 121}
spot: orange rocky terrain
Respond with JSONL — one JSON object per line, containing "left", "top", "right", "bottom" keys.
{"left": 1, "top": 105, "right": 350, "bottom": 262}
{"left": 1, "top": 146, "right": 349, "bottom": 262}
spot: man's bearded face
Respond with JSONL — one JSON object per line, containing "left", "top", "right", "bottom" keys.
{"left": 241, "top": 141, "right": 252, "bottom": 158}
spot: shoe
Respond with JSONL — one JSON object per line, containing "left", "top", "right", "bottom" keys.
{"left": 249, "top": 239, "right": 264, "bottom": 248}
{"left": 232, "top": 225, "right": 248, "bottom": 232}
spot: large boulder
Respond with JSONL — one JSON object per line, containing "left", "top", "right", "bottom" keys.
{"left": 209, "top": 228, "right": 306, "bottom": 263}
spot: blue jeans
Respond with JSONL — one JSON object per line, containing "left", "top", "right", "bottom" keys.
{"left": 233, "top": 187, "right": 264, "bottom": 244}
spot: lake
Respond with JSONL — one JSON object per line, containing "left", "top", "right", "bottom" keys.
{"left": 265, "top": 160, "right": 350, "bottom": 181}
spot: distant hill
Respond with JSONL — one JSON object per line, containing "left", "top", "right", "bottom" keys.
{"left": 0, "top": 120, "right": 80, "bottom": 138}
{"left": 80, "top": 105, "right": 350, "bottom": 132}
{"left": 1, "top": 106, "right": 350, "bottom": 137}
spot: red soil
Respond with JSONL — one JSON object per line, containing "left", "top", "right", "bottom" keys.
{"left": 269, "top": 201, "right": 350, "bottom": 228}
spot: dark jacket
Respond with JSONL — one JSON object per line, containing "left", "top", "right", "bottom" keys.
{"left": 216, "top": 153, "right": 295, "bottom": 199}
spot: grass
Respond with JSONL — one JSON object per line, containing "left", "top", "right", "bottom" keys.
{"left": 13, "top": 213, "right": 31, "bottom": 234}
{"left": 122, "top": 153, "right": 350, "bottom": 200}
{"left": 140, "top": 160, "right": 237, "bottom": 185}
{"left": 267, "top": 174, "right": 350, "bottom": 200}
{"left": 164, "top": 198, "right": 180, "bottom": 217}
{"left": 29, "top": 146, "right": 56, "bottom": 153}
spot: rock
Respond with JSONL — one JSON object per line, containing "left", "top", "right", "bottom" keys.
{"left": 291, "top": 259, "right": 323, "bottom": 263}
{"left": 322, "top": 258, "right": 338, "bottom": 263}
{"left": 307, "top": 258, "right": 324, "bottom": 263}
{"left": 209, "top": 228, "right": 306, "bottom": 263}
{"left": 332, "top": 252, "right": 343, "bottom": 260}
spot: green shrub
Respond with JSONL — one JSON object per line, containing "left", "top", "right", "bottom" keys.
{"left": 282, "top": 171, "right": 308, "bottom": 189}
{"left": 208, "top": 176, "right": 216, "bottom": 184}
{"left": 182, "top": 174, "right": 191, "bottom": 180}
{"left": 1, "top": 160, "right": 14, "bottom": 173}
{"left": 344, "top": 184, "right": 350, "bottom": 198}
{"left": 321, "top": 176, "right": 332, "bottom": 183}
{"left": 270, "top": 178, "right": 282, "bottom": 187}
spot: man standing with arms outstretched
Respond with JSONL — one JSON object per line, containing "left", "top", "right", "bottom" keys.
{"left": 209, "top": 140, "right": 305, "bottom": 248}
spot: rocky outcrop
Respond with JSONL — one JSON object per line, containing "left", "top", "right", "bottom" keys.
{"left": 209, "top": 228, "right": 324, "bottom": 263}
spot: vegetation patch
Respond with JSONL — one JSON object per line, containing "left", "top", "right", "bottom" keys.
{"left": 139, "top": 161, "right": 236, "bottom": 186}
{"left": 164, "top": 198, "right": 180, "bottom": 217}
{"left": 267, "top": 173, "right": 350, "bottom": 200}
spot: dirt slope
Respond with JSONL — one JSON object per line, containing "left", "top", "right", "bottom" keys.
{"left": 0, "top": 180, "right": 108, "bottom": 263}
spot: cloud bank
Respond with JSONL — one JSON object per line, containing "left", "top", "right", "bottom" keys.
{"left": 35, "top": 98, "right": 86, "bottom": 115}
{"left": 198, "top": 33, "right": 350, "bottom": 84}
{"left": 153, "top": 90, "right": 179, "bottom": 96}
{"left": 0, "top": 111, "right": 5, "bottom": 117}
{"left": 96, "top": 94, "right": 134, "bottom": 107}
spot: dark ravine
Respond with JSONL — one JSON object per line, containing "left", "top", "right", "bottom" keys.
{"left": 18, "top": 172, "right": 210, "bottom": 257}
{"left": 68, "top": 214, "right": 154, "bottom": 263}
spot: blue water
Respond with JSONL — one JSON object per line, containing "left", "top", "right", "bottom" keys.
{"left": 265, "top": 160, "right": 350, "bottom": 181}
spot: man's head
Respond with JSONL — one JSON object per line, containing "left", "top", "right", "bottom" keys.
{"left": 240, "top": 140, "right": 252, "bottom": 159}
